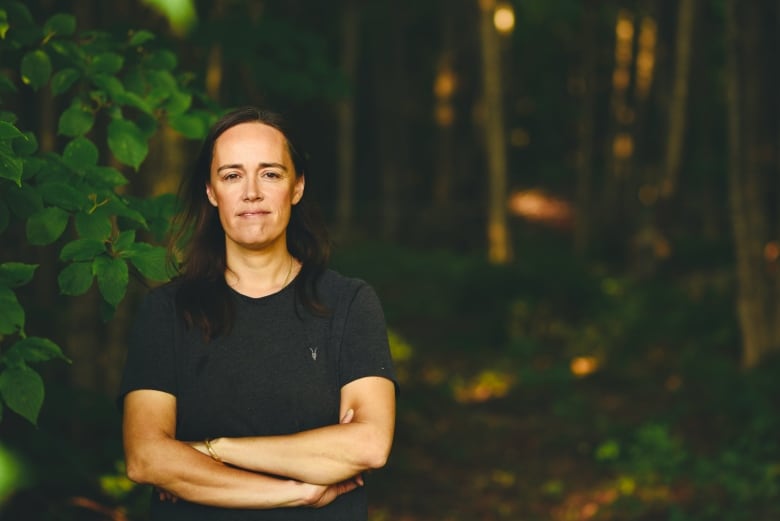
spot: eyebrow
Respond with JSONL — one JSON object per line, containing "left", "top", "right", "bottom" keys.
{"left": 216, "top": 162, "right": 288, "bottom": 172}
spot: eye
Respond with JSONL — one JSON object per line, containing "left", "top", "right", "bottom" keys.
{"left": 223, "top": 171, "right": 241, "bottom": 181}
{"left": 263, "top": 171, "right": 283, "bottom": 179}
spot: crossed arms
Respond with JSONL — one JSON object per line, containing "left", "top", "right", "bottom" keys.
{"left": 122, "top": 376, "right": 396, "bottom": 509}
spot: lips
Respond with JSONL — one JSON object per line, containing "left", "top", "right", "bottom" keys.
{"left": 238, "top": 210, "right": 270, "bottom": 217}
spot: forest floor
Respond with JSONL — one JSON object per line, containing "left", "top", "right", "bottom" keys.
{"left": 368, "top": 342, "right": 662, "bottom": 521}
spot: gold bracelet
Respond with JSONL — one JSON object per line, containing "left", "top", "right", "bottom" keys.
{"left": 204, "top": 438, "right": 222, "bottom": 462}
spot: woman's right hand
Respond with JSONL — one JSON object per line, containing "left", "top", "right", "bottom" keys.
{"left": 301, "top": 476, "right": 363, "bottom": 508}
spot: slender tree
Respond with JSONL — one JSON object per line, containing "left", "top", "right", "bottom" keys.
{"left": 477, "top": 0, "right": 511, "bottom": 263}
{"left": 574, "top": 1, "right": 597, "bottom": 256}
{"left": 661, "top": 0, "right": 696, "bottom": 198}
{"left": 724, "top": 0, "right": 778, "bottom": 368}
{"left": 335, "top": 0, "right": 359, "bottom": 240}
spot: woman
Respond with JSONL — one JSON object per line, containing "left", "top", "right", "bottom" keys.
{"left": 119, "top": 107, "right": 397, "bottom": 520}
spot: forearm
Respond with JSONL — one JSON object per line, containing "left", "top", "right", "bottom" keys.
{"left": 126, "top": 436, "right": 315, "bottom": 508}
{"left": 204, "top": 420, "right": 390, "bottom": 485}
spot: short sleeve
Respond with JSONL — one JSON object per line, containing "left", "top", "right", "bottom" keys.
{"left": 337, "top": 283, "right": 397, "bottom": 390}
{"left": 117, "top": 287, "right": 178, "bottom": 408}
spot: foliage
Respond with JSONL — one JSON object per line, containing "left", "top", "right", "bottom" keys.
{"left": 0, "top": 0, "right": 212, "bottom": 426}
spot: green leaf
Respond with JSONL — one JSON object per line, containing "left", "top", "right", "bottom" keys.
{"left": 13, "top": 131, "right": 37, "bottom": 156}
{"left": 92, "top": 74, "right": 125, "bottom": 100}
{"left": 0, "top": 9, "right": 9, "bottom": 39}
{"left": 44, "top": 13, "right": 76, "bottom": 37}
{"left": 21, "top": 156, "right": 46, "bottom": 180}
{"left": 112, "top": 229, "right": 135, "bottom": 253}
{"left": 26, "top": 207, "right": 69, "bottom": 245}
{"left": 93, "top": 255, "right": 128, "bottom": 306}
{"left": 124, "top": 242, "right": 170, "bottom": 281}
{"left": 0, "top": 75, "right": 17, "bottom": 94}
{"left": 145, "top": 49, "right": 177, "bottom": 70}
{"left": 5, "top": 337, "right": 70, "bottom": 364}
{"left": 51, "top": 68, "right": 80, "bottom": 95}
{"left": 106, "top": 198, "right": 147, "bottom": 227}
{"left": 58, "top": 261, "right": 93, "bottom": 295}
{"left": 58, "top": 103, "right": 94, "bottom": 137}
{"left": 128, "top": 30, "right": 155, "bottom": 46}
{"left": 145, "top": 70, "right": 176, "bottom": 106}
{"left": 84, "top": 166, "right": 128, "bottom": 188}
{"left": 60, "top": 238, "right": 106, "bottom": 261}
{"left": 0, "top": 365, "right": 44, "bottom": 425}
{"left": 0, "top": 121, "right": 23, "bottom": 140}
{"left": 75, "top": 209, "right": 113, "bottom": 240}
{"left": 113, "top": 90, "right": 153, "bottom": 114}
{"left": 0, "top": 146, "right": 23, "bottom": 185}
{"left": 3, "top": 3, "right": 39, "bottom": 46}
{"left": 0, "top": 262, "right": 37, "bottom": 287}
{"left": 63, "top": 136, "right": 99, "bottom": 168}
{"left": 0, "top": 112, "right": 17, "bottom": 124}
{"left": 20, "top": 50, "right": 52, "bottom": 91}
{"left": 2, "top": 182, "right": 43, "bottom": 218}
{"left": 38, "top": 181, "right": 87, "bottom": 211}
{"left": 90, "top": 52, "right": 124, "bottom": 76}
{"left": 0, "top": 286, "right": 24, "bottom": 335}
{"left": 48, "top": 39, "right": 85, "bottom": 63}
{"left": 135, "top": 112, "right": 159, "bottom": 139}
{"left": 163, "top": 89, "right": 192, "bottom": 116}
{"left": 107, "top": 119, "right": 147, "bottom": 170}
{"left": 168, "top": 113, "right": 206, "bottom": 139}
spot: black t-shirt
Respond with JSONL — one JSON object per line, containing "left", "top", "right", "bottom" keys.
{"left": 119, "top": 269, "right": 396, "bottom": 521}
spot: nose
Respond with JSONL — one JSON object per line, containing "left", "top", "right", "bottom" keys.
{"left": 243, "top": 175, "right": 263, "bottom": 201}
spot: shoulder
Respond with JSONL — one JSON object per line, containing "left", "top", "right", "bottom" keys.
{"left": 315, "top": 269, "right": 385, "bottom": 320}
{"left": 135, "top": 280, "right": 181, "bottom": 314}
{"left": 316, "top": 269, "right": 373, "bottom": 302}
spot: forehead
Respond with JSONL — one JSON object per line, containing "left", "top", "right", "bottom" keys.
{"left": 212, "top": 122, "right": 289, "bottom": 162}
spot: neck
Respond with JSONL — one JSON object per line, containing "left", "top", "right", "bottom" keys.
{"left": 224, "top": 244, "right": 298, "bottom": 298}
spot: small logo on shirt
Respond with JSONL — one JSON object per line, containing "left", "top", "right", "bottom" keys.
{"left": 309, "top": 346, "right": 319, "bottom": 360}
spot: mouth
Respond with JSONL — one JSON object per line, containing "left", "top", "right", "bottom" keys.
{"left": 238, "top": 210, "right": 270, "bottom": 217}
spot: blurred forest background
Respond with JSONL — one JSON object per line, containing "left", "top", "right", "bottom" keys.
{"left": 0, "top": 0, "right": 779, "bottom": 520}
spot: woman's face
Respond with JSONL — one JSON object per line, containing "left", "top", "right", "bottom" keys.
{"left": 206, "top": 122, "right": 304, "bottom": 255}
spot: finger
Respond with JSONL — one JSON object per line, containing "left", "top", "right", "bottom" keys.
{"left": 339, "top": 408, "right": 354, "bottom": 424}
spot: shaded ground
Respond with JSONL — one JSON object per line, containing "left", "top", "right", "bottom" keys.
{"left": 368, "top": 348, "right": 641, "bottom": 521}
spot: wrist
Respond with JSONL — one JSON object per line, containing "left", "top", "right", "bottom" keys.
{"left": 204, "top": 437, "right": 223, "bottom": 462}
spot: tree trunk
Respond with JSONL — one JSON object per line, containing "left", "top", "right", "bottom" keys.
{"left": 335, "top": 0, "right": 359, "bottom": 240}
{"left": 205, "top": 0, "right": 228, "bottom": 102}
{"left": 433, "top": 7, "right": 456, "bottom": 212}
{"left": 602, "top": 8, "right": 636, "bottom": 260}
{"left": 574, "top": 2, "right": 597, "bottom": 256}
{"left": 775, "top": 0, "right": 780, "bottom": 349}
{"left": 373, "top": 6, "right": 407, "bottom": 242}
{"left": 661, "top": 0, "right": 696, "bottom": 198}
{"left": 724, "top": 0, "right": 774, "bottom": 369}
{"left": 477, "top": 0, "right": 511, "bottom": 264}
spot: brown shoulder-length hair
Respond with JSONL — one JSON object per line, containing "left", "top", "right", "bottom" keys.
{"left": 169, "top": 106, "right": 331, "bottom": 340}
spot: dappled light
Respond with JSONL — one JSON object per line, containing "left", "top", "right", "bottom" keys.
{"left": 0, "top": 443, "right": 25, "bottom": 506}
{"left": 635, "top": 16, "right": 657, "bottom": 99}
{"left": 493, "top": 3, "right": 515, "bottom": 35}
{"left": 612, "top": 132, "right": 634, "bottom": 159}
{"left": 453, "top": 370, "right": 514, "bottom": 403}
{"left": 140, "top": 0, "right": 197, "bottom": 35}
{"left": 765, "top": 241, "right": 779, "bottom": 263}
{"left": 570, "top": 356, "right": 599, "bottom": 378}
{"left": 508, "top": 189, "right": 573, "bottom": 227}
